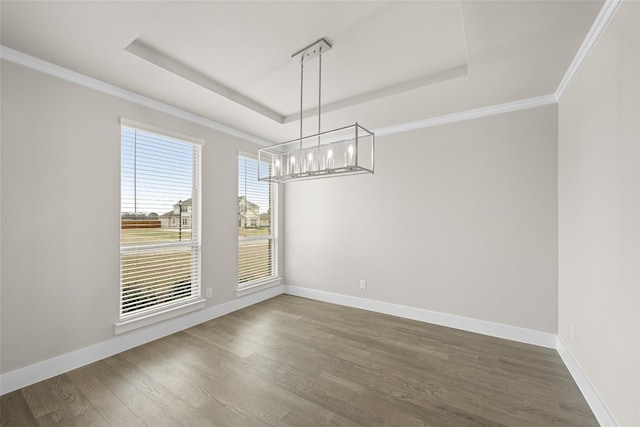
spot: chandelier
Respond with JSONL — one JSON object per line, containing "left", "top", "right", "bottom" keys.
{"left": 259, "top": 38, "right": 375, "bottom": 183}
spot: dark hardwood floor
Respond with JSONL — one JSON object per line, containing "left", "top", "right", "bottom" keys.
{"left": 1, "top": 295, "right": 598, "bottom": 426}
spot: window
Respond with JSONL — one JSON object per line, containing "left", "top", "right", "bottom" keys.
{"left": 120, "top": 121, "right": 202, "bottom": 321}
{"left": 238, "top": 154, "right": 277, "bottom": 287}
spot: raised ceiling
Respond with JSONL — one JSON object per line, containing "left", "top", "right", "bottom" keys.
{"left": 0, "top": 1, "right": 603, "bottom": 143}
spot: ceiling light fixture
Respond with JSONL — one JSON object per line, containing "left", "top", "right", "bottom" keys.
{"left": 259, "top": 38, "right": 374, "bottom": 183}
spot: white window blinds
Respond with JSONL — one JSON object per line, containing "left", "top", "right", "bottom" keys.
{"left": 238, "top": 154, "right": 277, "bottom": 286}
{"left": 120, "top": 123, "right": 201, "bottom": 319}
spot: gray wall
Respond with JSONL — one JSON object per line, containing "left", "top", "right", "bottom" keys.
{"left": 285, "top": 105, "right": 559, "bottom": 333}
{"left": 558, "top": 2, "right": 640, "bottom": 425}
{"left": 0, "top": 60, "right": 284, "bottom": 373}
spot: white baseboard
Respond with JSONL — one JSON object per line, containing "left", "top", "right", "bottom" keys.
{"left": 0, "top": 283, "right": 618, "bottom": 427}
{"left": 556, "top": 337, "right": 619, "bottom": 427}
{"left": 1, "top": 284, "right": 556, "bottom": 395}
{"left": 0, "top": 285, "right": 284, "bottom": 395}
{"left": 284, "top": 285, "right": 557, "bottom": 349}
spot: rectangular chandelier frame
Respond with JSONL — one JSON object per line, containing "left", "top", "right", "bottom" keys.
{"left": 258, "top": 123, "right": 374, "bottom": 183}
{"left": 258, "top": 38, "right": 375, "bottom": 183}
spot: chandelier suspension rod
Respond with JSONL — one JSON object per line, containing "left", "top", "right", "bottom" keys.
{"left": 299, "top": 57, "right": 304, "bottom": 144}
{"left": 318, "top": 46, "right": 322, "bottom": 140}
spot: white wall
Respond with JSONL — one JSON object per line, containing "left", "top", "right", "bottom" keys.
{"left": 285, "top": 105, "right": 559, "bottom": 333}
{"left": 0, "top": 60, "right": 283, "bottom": 374}
{"left": 558, "top": 1, "right": 640, "bottom": 425}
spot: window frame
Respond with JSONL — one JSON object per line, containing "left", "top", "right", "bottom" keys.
{"left": 116, "top": 118, "right": 204, "bottom": 334}
{"left": 237, "top": 152, "right": 279, "bottom": 292}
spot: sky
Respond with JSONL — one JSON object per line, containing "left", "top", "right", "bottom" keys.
{"left": 121, "top": 127, "right": 271, "bottom": 217}
{"left": 121, "top": 127, "right": 195, "bottom": 216}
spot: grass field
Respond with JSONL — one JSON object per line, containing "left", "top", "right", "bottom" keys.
{"left": 238, "top": 239, "right": 272, "bottom": 284}
{"left": 238, "top": 227, "right": 271, "bottom": 238}
{"left": 121, "top": 247, "right": 193, "bottom": 314}
{"left": 121, "top": 227, "right": 272, "bottom": 314}
{"left": 121, "top": 228, "right": 192, "bottom": 246}
{"left": 238, "top": 227, "right": 273, "bottom": 284}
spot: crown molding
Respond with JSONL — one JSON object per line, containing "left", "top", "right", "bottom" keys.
{"left": 0, "top": 45, "right": 272, "bottom": 147}
{"left": 2, "top": 44, "right": 556, "bottom": 145}
{"left": 555, "top": 0, "right": 623, "bottom": 101}
{"left": 5, "top": 0, "right": 617, "bottom": 150}
{"left": 373, "top": 94, "right": 557, "bottom": 137}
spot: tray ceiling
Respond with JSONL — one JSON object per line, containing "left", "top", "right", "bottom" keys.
{"left": 0, "top": 1, "right": 603, "bottom": 143}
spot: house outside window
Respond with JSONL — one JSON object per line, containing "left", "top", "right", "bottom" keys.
{"left": 238, "top": 154, "right": 278, "bottom": 287}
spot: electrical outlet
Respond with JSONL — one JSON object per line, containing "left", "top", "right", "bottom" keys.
{"left": 359, "top": 279, "right": 367, "bottom": 290}
{"left": 206, "top": 288, "right": 212, "bottom": 298}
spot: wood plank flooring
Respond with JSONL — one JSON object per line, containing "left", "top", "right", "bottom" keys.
{"left": 1, "top": 295, "right": 598, "bottom": 426}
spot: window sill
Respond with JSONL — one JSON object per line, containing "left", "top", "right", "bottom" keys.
{"left": 114, "top": 298, "right": 205, "bottom": 335}
{"left": 236, "top": 278, "right": 282, "bottom": 298}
